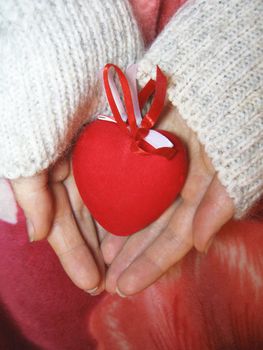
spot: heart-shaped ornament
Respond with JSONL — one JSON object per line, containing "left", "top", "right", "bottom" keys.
{"left": 73, "top": 64, "right": 188, "bottom": 236}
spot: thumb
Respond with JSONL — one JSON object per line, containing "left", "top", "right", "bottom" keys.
{"left": 11, "top": 171, "right": 54, "bottom": 241}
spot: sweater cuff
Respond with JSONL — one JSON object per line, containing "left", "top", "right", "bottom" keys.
{"left": 0, "top": 0, "right": 143, "bottom": 179}
{"left": 137, "top": 0, "right": 263, "bottom": 217}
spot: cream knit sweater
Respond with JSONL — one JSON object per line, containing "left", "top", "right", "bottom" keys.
{"left": 137, "top": 0, "right": 263, "bottom": 217}
{"left": 0, "top": 0, "right": 143, "bottom": 177}
{"left": 0, "top": 0, "right": 262, "bottom": 217}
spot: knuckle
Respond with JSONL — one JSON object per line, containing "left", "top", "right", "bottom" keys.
{"left": 143, "top": 250, "right": 167, "bottom": 274}
{"left": 163, "top": 226, "right": 192, "bottom": 250}
{"left": 57, "top": 242, "right": 85, "bottom": 258}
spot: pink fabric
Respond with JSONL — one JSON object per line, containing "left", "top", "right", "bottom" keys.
{"left": 0, "top": 192, "right": 262, "bottom": 349}
{"left": 90, "top": 219, "right": 263, "bottom": 350}
{"left": 129, "top": 0, "right": 187, "bottom": 45}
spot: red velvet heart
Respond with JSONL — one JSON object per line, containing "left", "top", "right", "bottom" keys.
{"left": 72, "top": 120, "right": 188, "bottom": 236}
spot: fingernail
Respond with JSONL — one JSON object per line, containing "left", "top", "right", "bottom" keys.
{"left": 26, "top": 219, "right": 35, "bottom": 242}
{"left": 86, "top": 286, "right": 98, "bottom": 294}
{"left": 90, "top": 290, "right": 102, "bottom": 297}
{"left": 116, "top": 287, "right": 126, "bottom": 298}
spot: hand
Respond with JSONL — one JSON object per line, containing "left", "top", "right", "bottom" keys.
{"left": 11, "top": 159, "right": 105, "bottom": 295}
{"left": 101, "top": 105, "right": 235, "bottom": 296}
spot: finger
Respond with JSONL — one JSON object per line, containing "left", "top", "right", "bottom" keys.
{"left": 49, "top": 158, "right": 70, "bottom": 183}
{"left": 94, "top": 222, "right": 108, "bottom": 243}
{"left": 48, "top": 182, "right": 101, "bottom": 292}
{"left": 101, "top": 234, "right": 129, "bottom": 265}
{"left": 110, "top": 141, "right": 214, "bottom": 296}
{"left": 73, "top": 208, "right": 106, "bottom": 294}
{"left": 101, "top": 200, "right": 180, "bottom": 267}
{"left": 104, "top": 200, "right": 181, "bottom": 294}
{"left": 11, "top": 171, "right": 53, "bottom": 241}
{"left": 63, "top": 170, "right": 100, "bottom": 252}
{"left": 193, "top": 176, "right": 235, "bottom": 253}
{"left": 63, "top": 166, "right": 105, "bottom": 294}
{"left": 116, "top": 201, "right": 196, "bottom": 296}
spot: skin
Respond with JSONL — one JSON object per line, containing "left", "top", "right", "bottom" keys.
{"left": 11, "top": 160, "right": 105, "bottom": 295}
{"left": 10, "top": 105, "right": 235, "bottom": 296}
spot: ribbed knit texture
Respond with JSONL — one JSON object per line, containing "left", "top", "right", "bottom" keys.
{"left": 0, "top": 0, "right": 143, "bottom": 178}
{"left": 137, "top": 0, "right": 263, "bottom": 217}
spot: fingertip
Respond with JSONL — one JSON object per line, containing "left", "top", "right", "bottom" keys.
{"left": 61, "top": 252, "right": 101, "bottom": 292}
{"left": 116, "top": 268, "right": 146, "bottom": 297}
{"left": 101, "top": 235, "right": 128, "bottom": 265}
{"left": 28, "top": 186, "right": 54, "bottom": 241}
{"left": 49, "top": 158, "right": 70, "bottom": 183}
{"left": 115, "top": 257, "right": 155, "bottom": 296}
{"left": 116, "top": 286, "right": 127, "bottom": 298}
{"left": 101, "top": 242, "right": 114, "bottom": 265}
{"left": 104, "top": 258, "right": 136, "bottom": 295}
{"left": 116, "top": 277, "right": 136, "bottom": 297}
{"left": 87, "top": 280, "right": 105, "bottom": 296}
{"left": 11, "top": 171, "right": 54, "bottom": 241}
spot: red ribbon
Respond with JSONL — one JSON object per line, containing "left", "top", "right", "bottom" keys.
{"left": 103, "top": 64, "right": 176, "bottom": 159}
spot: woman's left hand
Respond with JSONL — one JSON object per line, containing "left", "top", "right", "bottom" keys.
{"left": 101, "top": 106, "right": 235, "bottom": 296}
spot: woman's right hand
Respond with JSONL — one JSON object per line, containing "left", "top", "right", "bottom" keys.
{"left": 11, "top": 158, "right": 105, "bottom": 295}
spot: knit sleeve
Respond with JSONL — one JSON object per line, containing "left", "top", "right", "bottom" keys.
{"left": 137, "top": 0, "right": 263, "bottom": 218}
{"left": 0, "top": 0, "right": 143, "bottom": 179}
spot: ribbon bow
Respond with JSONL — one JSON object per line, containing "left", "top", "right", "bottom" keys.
{"left": 98, "top": 63, "right": 176, "bottom": 159}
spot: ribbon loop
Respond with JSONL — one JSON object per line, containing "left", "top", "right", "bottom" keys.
{"left": 140, "top": 66, "right": 167, "bottom": 130}
{"left": 101, "top": 64, "right": 175, "bottom": 159}
{"left": 103, "top": 64, "right": 137, "bottom": 136}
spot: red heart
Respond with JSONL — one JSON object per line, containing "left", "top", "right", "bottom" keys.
{"left": 72, "top": 119, "right": 188, "bottom": 236}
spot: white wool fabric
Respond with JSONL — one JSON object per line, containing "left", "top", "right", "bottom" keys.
{"left": 0, "top": 0, "right": 262, "bottom": 218}
{"left": 0, "top": 0, "right": 143, "bottom": 178}
{"left": 137, "top": 0, "right": 263, "bottom": 217}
